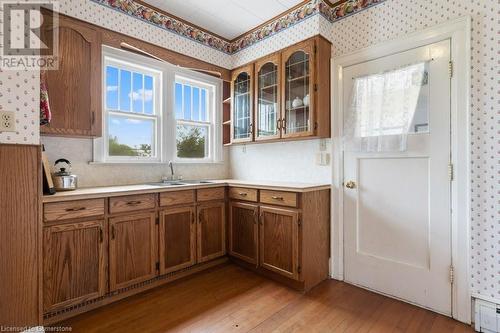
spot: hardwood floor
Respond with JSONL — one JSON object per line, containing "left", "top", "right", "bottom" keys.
{"left": 55, "top": 263, "right": 473, "bottom": 332}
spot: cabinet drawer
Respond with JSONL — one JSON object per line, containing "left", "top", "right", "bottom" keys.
{"left": 44, "top": 199, "right": 105, "bottom": 222}
{"left": 260, "top": 190, "right": 297, "bottom": 207}
{"left": 159, "top": 190, "right": 195, "bottom": 207}
{"left": 228, "top": 187, "right": 258, "bottom": 202}
{"left": 109, "top": 194, "right": 156, "bottom": 214}
{"left": 197, "top": 187, "right": 225, "bottom": 202}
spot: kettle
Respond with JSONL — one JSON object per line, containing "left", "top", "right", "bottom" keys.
{"left": 52, "top": 159, "right": 78, "bottom": 191}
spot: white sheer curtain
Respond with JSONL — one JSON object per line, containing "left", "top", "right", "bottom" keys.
{"left": 343, "top": 62, "right": 427, "bottom": 152}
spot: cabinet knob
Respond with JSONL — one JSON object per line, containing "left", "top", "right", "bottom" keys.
{"left": 345, "top": 181, "right": 356, "bottom": 189}
{"left": 271, "top": 196, "right": 284, "bottom": 201}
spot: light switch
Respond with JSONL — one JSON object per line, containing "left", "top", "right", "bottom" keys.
{"left": 316, "top": 152, "right": 330, "bottom": 166}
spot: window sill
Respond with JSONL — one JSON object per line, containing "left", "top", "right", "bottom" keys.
{"left": 89, "top": 161, "right": 224, "bottom": 166}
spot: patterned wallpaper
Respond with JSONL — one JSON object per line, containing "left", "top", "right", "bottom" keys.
{"left": 0, "top": 0, "right": 497, "bottom": 302}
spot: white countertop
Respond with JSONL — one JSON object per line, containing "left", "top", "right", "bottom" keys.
{"left": 42, "top": 179, "right": 330, "bottom": 203}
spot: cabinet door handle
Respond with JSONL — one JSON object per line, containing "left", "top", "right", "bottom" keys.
{"left": 126, "top": 200, "right": 142, "bottom": 206}
{"left": 198, "top": 211, "right": 203, "bottom": 224}
{"left": 259, "top": 212, "right": 264, "bottom": 225}
{"left": 271, "top": 196, "right": 284, "bottom": 201}
{"left": 99, "top": 227, "right": 103, "bottom": 243}
{"left": 277, "top": 119, "right": 282, "bottom": 130}
{"left": 191, "top": 212, "right": 195, "bottom": 224}
{"left": 66, "top": 207, "right": 86, "bottom": 212}
{"left": 253, "top": 210, "right": 258, "bottom": 224}
{"left": 239, "top": 192, "right": 248, "bottom": 197}
{"left": 111, "top": 225, "right": 116, "bottom": 240}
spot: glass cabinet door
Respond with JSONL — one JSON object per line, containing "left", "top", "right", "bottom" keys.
{"left": 255, "top": 56, "right": 280, "bottom": 140}
{"left": 283, "top": 41, "right": 314, "bottom": 137}
{"left": 232, "top": 68, "right": 253, "bottom": 142}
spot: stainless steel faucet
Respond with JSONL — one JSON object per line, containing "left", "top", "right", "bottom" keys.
{"left": 168, "top": 161, "right": 175, "bottom": 180}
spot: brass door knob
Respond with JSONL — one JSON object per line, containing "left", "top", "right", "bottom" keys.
{"left": 345, "top": 181, "right": 356, "bottom": 189}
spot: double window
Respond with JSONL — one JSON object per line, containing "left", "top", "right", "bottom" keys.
{"left": 95, "top": 46, "right": 222, "bottom": 163}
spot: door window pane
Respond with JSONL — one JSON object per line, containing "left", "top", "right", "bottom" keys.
{"left": 108, "top": 114, "right": 155, "bottom": 157}
{"left": 257, "top": 62, "right": 278, "bottom": 137}
{"left": 233, "top": 72, "right": 251, "bottom": 139}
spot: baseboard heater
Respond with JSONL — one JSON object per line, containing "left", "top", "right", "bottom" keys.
{"left": 475, "top": 296, "right": 500, "bottom": 333}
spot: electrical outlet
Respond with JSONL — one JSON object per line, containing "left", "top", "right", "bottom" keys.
{"left": 0, "top": 111, "right": 15, "bottom": 132}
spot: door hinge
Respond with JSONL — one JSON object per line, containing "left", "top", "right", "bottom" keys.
{"left": 448, "top": 163, "right": 454, "bottom": 181}
{"left": 448, "top": 60, "right": 453, "bottom": 78}
{"left": 156, "top": 262, "right": 160, "bottom": 271}
{"left": 449, "top": 265, "right": 454, "bottom": 284}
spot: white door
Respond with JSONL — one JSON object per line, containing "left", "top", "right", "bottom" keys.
{"left": 343, "top": 40, "right": 452, "bottom": 315}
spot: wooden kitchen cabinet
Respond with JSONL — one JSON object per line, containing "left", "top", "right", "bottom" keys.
{"left": 197, "top": 201, "right": 226, "bottom": 263}
{"left": 227, "top": 35, "right": 330, "bottom": 145}
{"left": 109, "top": 213, "right": 157, "bottom": 291}
{"left": 255, "top": 53, "right": 281, "bottom": 141}
{"left": 259, "top": 206, "right": 300, "bottom": 280}
{"left": 41, "top": 12, "right": 102, "bottom": 137}
{"left": 231, "top": 64, "right": 254, "bottom": 143}
{"left": 43, "top": 220, "right": 106, "bottom": 312}
{"left": 229, "top": 201, "right": 259, "bottom": 265}
{"left": 159, "top": 206, "right": 197, "bottom": 274}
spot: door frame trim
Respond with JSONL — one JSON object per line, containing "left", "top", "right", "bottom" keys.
{"left": 330, "top": 16, "right": 471, "bottom": 324}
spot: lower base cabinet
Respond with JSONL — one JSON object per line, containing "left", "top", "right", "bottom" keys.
{"left": 197, "top": 201, "right": 226, "bottom": 263}
{"left": 159, "top": 206, "right": 196, "bottom": 274}
{"left": 109, "top": 212, "right": 157, "bottom": 291}
{"left": 43, "top": 220, "right": 106, "bottom": 312}
{"left": 229, "top": 202, "right": 259, "bottom": 265}
{"left": 259, "top": 206, "right": 299, "bottom": 280}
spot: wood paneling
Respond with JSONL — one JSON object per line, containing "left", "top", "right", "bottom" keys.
{"left": 259, "top": 206, "right": 299, "bottom": 280}
{"left": 101, "top": 30, "right": 230, "bottom": 81}
{"left": 228, "top": 187, "right": 258, "bottom": 202}
{"left": 41, "top": 13, "right": 101, "bottom": 137}
{"left": 159, "top": 190, "right": 195, "bottom": 207}
{"left": 197, "top": 187, "right": 225, "bottom": 202}
{"left": 197, "top": 202, "right": 226, "bottom": 263}
{"left": 159, "top": 206, "right": 196, "bottom": 274}
{"left": 228, "top": 202, "right": 259, "bottom": 265}
{"left": 109, "top": 213, "right": 157, "bottom": 291}
{"left": 260, "top": 190, "right": 297, "bottom": 207}
{"left": 0, "top": 145, "right": 40, "bottom": 327}
{"left": 57, "top": 264, "right": 474, "bottom": 333}
{"left": 301, "top": 190, "right": 330, "bottom": 291}
{"left": 43, "top": 199, "right": 105, "bottom": 222}
{"left": 109, "top": 194, "right": 156, "bottom": 214}
{"left": 43, "top": 220, "right": 106, "bottom": 312}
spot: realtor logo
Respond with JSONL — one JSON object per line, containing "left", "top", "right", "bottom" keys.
{"left": 1, "top": 0, "right": 59, "bottom": 70}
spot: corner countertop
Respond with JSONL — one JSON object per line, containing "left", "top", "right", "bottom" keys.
{"left": 42, "top": 179, "right": 331, "bottom": 203}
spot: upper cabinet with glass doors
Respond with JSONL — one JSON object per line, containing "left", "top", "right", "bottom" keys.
{"left": 255, "top": 53, "right": 280, "bottom": 141}
{"left": 231, "top": 64, "right": 254, "bottom": 143}
{"left": 228, "top": 36, "right": 331, "bottom": 145}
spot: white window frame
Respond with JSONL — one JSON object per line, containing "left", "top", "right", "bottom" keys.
{"left": 173, "top": 76, "right": 217, "bottom": 163}
{"left": 94, "top": 46, "right": 223, "bottom": 164}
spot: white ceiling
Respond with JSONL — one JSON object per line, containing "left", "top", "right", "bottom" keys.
{"left": 142, "top": 0, "right": 304, "bottom": 40}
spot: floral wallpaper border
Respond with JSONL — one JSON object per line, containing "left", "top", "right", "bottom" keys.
{"left": 90, "top": 0, "right": 386, "bottom": 54}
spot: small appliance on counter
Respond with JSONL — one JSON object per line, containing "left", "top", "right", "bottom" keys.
{"left": 52, "top": 158, "right": 78, "bottom": 191}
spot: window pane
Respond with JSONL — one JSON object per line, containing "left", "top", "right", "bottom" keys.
{"left": 175, "top": 83, "right": 183, "bottom": 119}
{"left": 119, "top": 69, "right": 131, "bottom": 112}
{"left": 192, "top": 87, "right": 200, "bottom": 121}
{"left": 176, "top": 124, "right": 207, "bottom": 159}
{"left": 200, "top": 89, "right": 207, "bottom": 121}
{"left": 108, "top": 114, "right": 154, "bottom": 157}
{"left": 144, "top": 75, "right": 154, "bottom": 115}
{"left": 183, "top": 85, "right": 191, "bottom": 120}
{"left": 132, "top": 72, "right": 144, "bottom": 113}
{"left": 106, "top": 66, "right": 118, "bottom": 110}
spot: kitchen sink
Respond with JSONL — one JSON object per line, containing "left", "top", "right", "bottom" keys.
{"left": 148, "top": 180, "right": 214, "bottom": 186}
